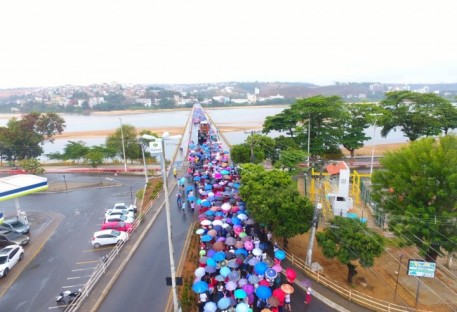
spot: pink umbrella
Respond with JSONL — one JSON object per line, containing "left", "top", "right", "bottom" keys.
{"left": 225, "top": 280, "right": 237, "bottom": 291}
{"left": 244, "top": 240, "right": 254, "bottom": 251}
{"left": 214, "top": 172, "right": 222, "bottom": 179}
{"left": 272, "top": 264, "right": 283, "bottom": 273}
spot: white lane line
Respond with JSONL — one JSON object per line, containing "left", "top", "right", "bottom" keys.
{"left": 72, "top": 267, "right": 96, "bottom": 272}
{"left": 67, "top": 275, "right": 92, "bottom": 280}
{"left": 62, "top": 284, "right": 85, "bottom": 289}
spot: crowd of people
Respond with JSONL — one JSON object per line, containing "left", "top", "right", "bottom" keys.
{"left": 179, "top": 107, "right": 311, "bottom": 312}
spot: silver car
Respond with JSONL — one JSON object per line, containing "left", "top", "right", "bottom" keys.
{"left": 0, "top": 218, "right": 30, "bottom": 234}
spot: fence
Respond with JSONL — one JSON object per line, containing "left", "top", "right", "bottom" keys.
{"left": 285, "top": 249, "right": 432, "bottom": 312}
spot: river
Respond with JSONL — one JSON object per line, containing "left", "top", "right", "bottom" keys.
{"left": 0, "top": 106, "right": 410, "bottom": 161}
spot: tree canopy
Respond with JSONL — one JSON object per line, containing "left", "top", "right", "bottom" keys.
{"left": 317, "top": 216, "right": 384, "bottom": 284}
{"left": 0, "top": 112, "right": 65, "bottom": 160}
{"left": 379, "top": 91, "right": 457, "bottom": 141}
{"left": 105, "top": 124, "right": 140, "bottom": 162}
{"left": 371, "top": 135, "right": 457, "bottom": 256}
{"left": 238, "top": 163, "right": 314, "bottom": 247}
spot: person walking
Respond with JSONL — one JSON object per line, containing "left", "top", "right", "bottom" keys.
{"left": 176, "top": 192, "right": 182, "bottom": 207}
{"left": 190, "top": 201, "right": 195, "bottom": 213}
{"left": 182, "top": 201, "right": 186, "bottom": 214}
{"left": 173, "top": 166, "right": 177, "bottom": 179}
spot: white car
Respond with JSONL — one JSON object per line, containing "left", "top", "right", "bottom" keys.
{"left": 0, "top": 245, "right": 24, "bottom": 277}
{"left": 106, "top": 203, "right": 136, "bottom": 215}
{"left": 105, "top": 212, "right": 135, "bottom": 224}
{"left": 91, "top": 230, "right": 128, "bottom": 248}
{"left": 104, "top": 208, "right": 135, "bottom": 221}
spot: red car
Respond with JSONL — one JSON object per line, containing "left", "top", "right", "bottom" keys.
{"left": 100, "top": 221, "right": 133, "bottom": 233}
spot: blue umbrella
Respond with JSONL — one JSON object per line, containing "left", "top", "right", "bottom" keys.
{"left": 274, "top": 249, "right": 286, "bottom": 260}
{"left": 186, "top": 185, "right": 194, "bottom": 191}
{"left": 192, "top": 281, "right": 209, "bottom": 293}
{"left": 201, "top": 235, "right": 212, "bottom": 242}
{"left": 201, "top": 200, "right": 211, "bottom": 207}
{"left": 207, "top": 257, "right": 216, "bottom": 267}
{"left": 179, "top": 177, "right": 185, "bottom": 185}
{"left": 234, "top": 289, "right": 247, "bottom": 299}
{"left": 188, "top": 195, "right": 195, "bottom": 202}
{"left": 255, "top": 285, "right": 272, "bottom": 299}
{"left": 204, "top": 302, "right": 217, "bottom": 312}
{"left": 254, "top": 262, "right": 268, "bottom": 275}
{"left": 212, "top": 251, "right": 226, "bottom": 262}
{"left": 220, "top": 170, "right": 230, "bottom": 175}
{"left": 193, "top": 176, "right": 201, "bottom": 181}
{"left": 205, "top": 184, "right": 213, "bottom": 190}
{"left": 205, "top": 210, "right": 215, "bottom": 216}
{"left": 231, "top": 217, "right": 241, "bottom": 225}
{"left": 220, "top": 266, "right": 231, "bottom": 277}
{"left": 265, "top": 268, "right": 277, "bottom": 279}
{"left": 217, "top": 297, "right": 231, "bottom": 310}
{"left": 235, "top": 248, "right": 248, "bottom": 256}
{"left": 233, "top": 183, "right": 240, "bottom": 189}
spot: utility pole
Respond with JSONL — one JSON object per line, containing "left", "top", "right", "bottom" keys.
{"left": 306, "top": 162, "right": 323, "bottom": 268}
{"left": 119, "top": 117, "right": 127, "bottom": 172}
{"left": 244, "top": 130, "right": 261, "bottom": 163}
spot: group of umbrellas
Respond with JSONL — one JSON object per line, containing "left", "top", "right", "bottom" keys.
{"left": 186, "top": 110, "right": 302, "bottom": 312}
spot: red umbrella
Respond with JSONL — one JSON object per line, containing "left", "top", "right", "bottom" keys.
{"left": 272, "top": 288, "right": 285, "bottom": 305}
{"left": 259, "top": 279, "right": 270, "bottom": 287}
{"left": 285, "top": 268, "right": 297, "bottom": 283}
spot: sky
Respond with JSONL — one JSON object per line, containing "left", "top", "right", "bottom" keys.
{"left": 1, "top": 0, "right": 456, "bottom": 88}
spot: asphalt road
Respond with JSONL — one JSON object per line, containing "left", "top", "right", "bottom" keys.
{"left": 0, "top": 174, "right": 145, "bottom": 312}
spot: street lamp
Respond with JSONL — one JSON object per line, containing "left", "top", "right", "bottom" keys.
{"left": 244, "top": 130, "right": 261, "bottom": 163}
{"left": 138, "top": 138, "right": 148, "bottom": 184}
{"left": 369, "top": 113, "right": 382, "bottom": 176}
{"left": 142, "top": 133, "right": 182, "bottom": 312}
{"left": 119, "top": 117, "right": 127, "bottom": 172}
{"left": 307, "top": 113, "right": 311, "bottom": 168}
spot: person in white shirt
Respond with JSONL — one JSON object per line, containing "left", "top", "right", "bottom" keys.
{"left": 198, "top": 292, "right": 208, "bottom": 312}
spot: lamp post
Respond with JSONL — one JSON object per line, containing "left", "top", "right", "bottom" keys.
{"left": 119, "top": 117, "right": 127, "bottom": 172}
{"left": 143, "top": 133, "right": 181, "bottom": 312}
{"left": 138, "top": 139, "right": 148, "bottom": 183}
{"left": 307, "top": 113, "right": 311, "bottom": 168}
{"left": 369, "top": 113, "right": 382, "bottom": 176}
{"left": 244, "top": 130, "right": 261, "bottom": 163}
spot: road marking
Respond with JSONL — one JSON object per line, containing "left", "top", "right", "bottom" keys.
{"left": 62, "top": 284, "right": 85, "bottom": 289}
{"left": 67, "top": 275, "right": 92, "bottom": 280}
{"left": 49, "top": 305, "right": 69, "bottom": 309}
{"left": 72, "top": 267, "right": 96, "bottom": 272}
{"left": 76, "top": 260, "right": 98, "bottom": 265}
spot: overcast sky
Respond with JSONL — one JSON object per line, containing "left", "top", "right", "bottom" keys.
{"left": 1, "top": 0, "right": 456, "bottom": 88}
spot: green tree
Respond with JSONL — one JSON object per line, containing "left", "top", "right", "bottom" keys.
{"left": 340, "top": 104, "right": 373, "bottom": 161}
{"left": 2, "top": 112, "right": 65, "bottom": 160}
{"left": 379, "top": 91, "right": 457, "bottom": 141}
{"left": 316, "top": 216, "right": 384, "bottom": 284}
{"left": 230, "top": 144, "right": 263, "bottom": 165}
{"left": 371, "top": 135, "right": 457, "bottom": 260}
{"left": 239, "top": 164, "right": 314, "bottom": 247}
{"left": 263, "top": 96, "right": 346, "bottom": 158}
{"left": 20, "top": 158, "right": 45, "bottom": 175}
{"left": 84, "top": 149, "right": 104, "bottom": 168}
{"left": 274, "top": 148, "right": 308, "bottom": 173}
{"left": 106, "top": 124, "right": 139, "bottom": 163}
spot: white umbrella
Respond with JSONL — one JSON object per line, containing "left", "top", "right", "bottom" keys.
{"left": 252, "top": 248, "right": 263, "bottom": 256}
{"left": 221, "top": 203, "right": 232, "bottom": 211}
{"left": 212, "top": 220, "right": 223, "bottom": 226}
{"left": 237, "top": 213, "right": 248, "bottom": 221}
{"left": 201, "top": 219, "right": 212, "bottom": 226}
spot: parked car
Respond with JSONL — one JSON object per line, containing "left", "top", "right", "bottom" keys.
{"left": 91, "top": 230, "right": 128, "bottom": 248}
{"left": 0, "top": 231, "right": 30, "bottom": 247}
{"left": 101, "top": 221, "right": 133, "bottom": 233}
{"left": 106, "top": 202, "right": 137, "bottom": 215}
{"left": 0, "top": 245, "right": 24, "bottom": 277}
{"left": 105, "top": 214, "right": 135, "bottom": 224}
{"left": 104, "top": 209, "right": 135, "bottom": 221}
{"left": 0, "top": 218, "right": 30, "bottom": 234}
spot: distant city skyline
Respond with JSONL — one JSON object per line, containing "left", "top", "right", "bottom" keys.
{"left": 1, "top": 0, "right": 456, "bottom": 89}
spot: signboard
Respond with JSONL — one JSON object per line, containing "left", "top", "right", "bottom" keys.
{"left": 149, "top": 139, "right": 163, "bottom": 154}
{"left": 407, "top": 259, "right": 436, "bottom": 278}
